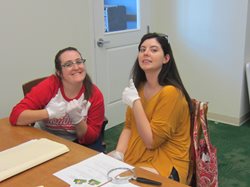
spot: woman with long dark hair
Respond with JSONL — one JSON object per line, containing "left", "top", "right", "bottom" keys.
{"left": 110, "top": 33, "right": 193, "bottom": 184}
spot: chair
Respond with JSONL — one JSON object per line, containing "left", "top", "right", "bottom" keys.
{"left": 22, "top": 77, "right": 47, "bottom": 96}
{"left": 22, "top": 77, "right": 47, "bottom": 126}
{"left": 22, "top": 77, "right": 108, "bottom": 151}
{"left": 100, "top": 117, "right": 108, "bottom": 152}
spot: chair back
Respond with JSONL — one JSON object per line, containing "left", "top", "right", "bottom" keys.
{"left": 22, "top": 77, "right": 47, "bottom": 126}
{"left": 22, "top": 77, "right": 47, "bottom": 96}
{"left": 101, "top": 117, "right": 108, "bottom": 153}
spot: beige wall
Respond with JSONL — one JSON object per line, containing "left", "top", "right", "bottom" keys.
{"left": 150, "top": 0, "right": 250, "bottom": 125}
{"left": 0, "top": 0, "right": 95, "bottom": 118}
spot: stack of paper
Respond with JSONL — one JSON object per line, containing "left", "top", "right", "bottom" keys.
{"left": 0, "top": 138, "right": 69, "bottom": 182}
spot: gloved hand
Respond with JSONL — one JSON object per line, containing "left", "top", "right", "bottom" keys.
{"left": 75, "top": 94, "right": 91, "bottom": 118}
{"left": 46, "top": 100, "right": 66, "bottom": 119}
{"left": 122, "top": 79, "right": 140, "bottom": 108}
{"left": 81, "top": 101, "right": 91, "bottom": 117}
{"left": 108, "top": 150, "right": 124, "bottom": 161}
{"left": 66, "top": 99, "right": 86, "bottom": 124}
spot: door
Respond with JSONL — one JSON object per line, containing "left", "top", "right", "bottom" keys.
{"left": 92, "top": 0, "right": 150, "bottom": 128}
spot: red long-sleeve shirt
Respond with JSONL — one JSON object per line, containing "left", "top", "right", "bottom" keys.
{"left": 9, "top": 75, "right": 104, "bottom": 144}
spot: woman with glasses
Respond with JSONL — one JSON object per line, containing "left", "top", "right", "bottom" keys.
{"left": 109, "top": 33, "right": 193, "bottom": 184}
{"left": 9, "top": 47, "right": 105, "bottom": 152}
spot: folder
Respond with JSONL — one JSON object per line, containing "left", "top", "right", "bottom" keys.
{"left": 0, "top": 138, "right": 69, "bottom": 182}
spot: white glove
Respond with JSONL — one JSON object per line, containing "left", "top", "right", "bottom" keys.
{"left": 108, "top": 150, "right": 124, "bottom": 161}
{"left": 66, "top": 99, "right": 85, "bottom": 124}
{"left": 81, "top": 101, "right": 91, "bottom": 117}
{"left": 122, "top": 79, "right": 140, "bottom": 108}
{"left": 66, "top": 99, "right": 90, "bottom": 124}
{"left": 46, "top": 101, "right": 66, "bottom": 119}
{"left": 76, "top": 94, "right": 91, "bottom": 118}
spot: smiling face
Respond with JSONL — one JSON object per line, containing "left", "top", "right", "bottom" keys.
{"left": 138, "top": 38, "right": 169, "bottom": 74}
{"left": 57, "top": 50, "right": 86, "bottom": 85}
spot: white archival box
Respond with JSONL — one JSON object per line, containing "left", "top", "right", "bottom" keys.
{"left": 0, "top": 138, "right": 69, "bottom": 182}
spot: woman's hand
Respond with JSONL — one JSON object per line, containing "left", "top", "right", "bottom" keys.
{"left": 122, "top": 79, "right": 140, "bottom": 108}
{"left": 66, "top": 99, "right": 85, "bottom": 124}
{"left": 46, "top": 101, "right": 66, "bottom": 119}
{"left": 108, "top": 150, "right": 124, "bottom": 161}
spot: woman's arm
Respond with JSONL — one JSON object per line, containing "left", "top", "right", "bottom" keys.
{"left": 116, "top": 127, "right": 131, "bottom": 153}
{"left": 75, "top": 118, "right": 88, "bottom": 139}
{"left": 9, "top": 75, "right": 59, "bottom": 125}
{"left": 132, "top": 99, "right": 153, "bottom": 149}
{"left": 77, "top": 86, "right": 105, "bottom": 144}
{"left": 108, "top": 127, "right": 131, "bottom": 161}
{"left": 16, "top": 92, "right": 66, "bottom": 125}
{"left": 16, "top": 109, "right": 49, "bottom": 125}
{"left": 122, "top": 79, "right": 153, "bottom": 149}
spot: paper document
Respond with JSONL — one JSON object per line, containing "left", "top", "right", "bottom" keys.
{"left": 0, "top": 138, "right": 69, "bottom": 182}
{"left": 54, "top": 153, "right": 139, "bottom": 187}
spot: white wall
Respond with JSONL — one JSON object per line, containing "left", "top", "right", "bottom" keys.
{"left": 246, "top": 1, "right": 250, "bottom": 63}
{"left": 150, "top": 0, "right": 250, "bottom": 126}
{"left": 0, "top": 0, "right": 95, "bottom": 118}
{"left": 243, "top": 0, "right": 250, "bottom": 118}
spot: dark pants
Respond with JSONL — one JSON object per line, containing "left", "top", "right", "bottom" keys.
{"left": 169, "top": 167, "right": 180, "bottom": 182}
{"left": 74, "top": 134, "right": 106, "bottom": 153}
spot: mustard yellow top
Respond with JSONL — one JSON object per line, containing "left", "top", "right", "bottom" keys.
{"left": 124, "top": 85, "right": 191, "bottom": 184}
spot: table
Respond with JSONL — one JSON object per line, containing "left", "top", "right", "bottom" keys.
{"left": 0, "top": 117, "right": 189, "bottom": 187}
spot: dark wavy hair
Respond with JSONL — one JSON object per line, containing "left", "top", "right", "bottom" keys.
{"left": 54, "top": 47, "right": 93, "bottom": 100}
{"left": 131, "top": 33, "right": 193, "bottom": 114}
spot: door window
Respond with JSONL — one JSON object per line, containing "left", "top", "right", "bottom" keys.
{"left": 104, "top": 0, "right": 138, "bottom": 33}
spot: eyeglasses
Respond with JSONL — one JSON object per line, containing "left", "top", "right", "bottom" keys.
{"left": 61, "top": 59, "right": 86, "bottom": 68}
